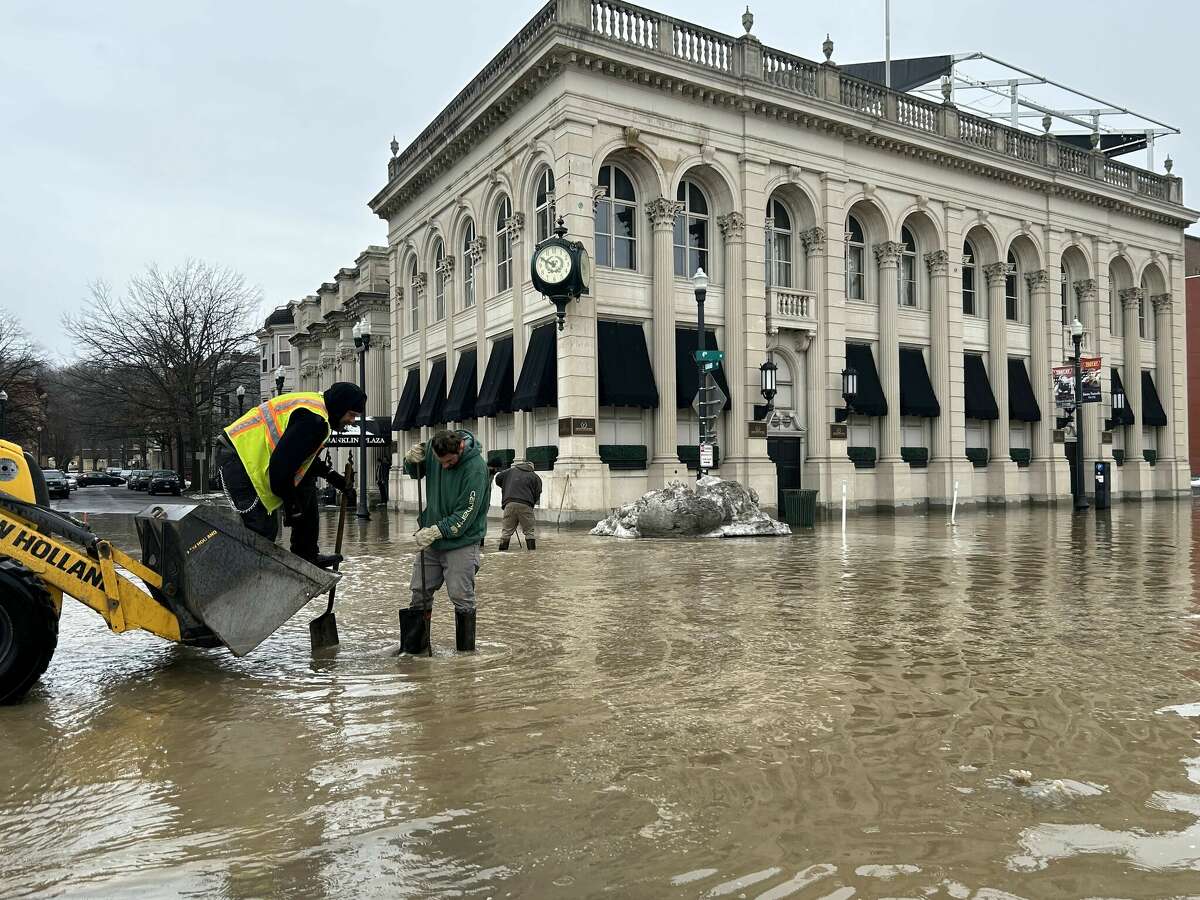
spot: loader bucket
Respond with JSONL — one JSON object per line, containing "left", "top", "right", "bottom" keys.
{"left": 135, "top": 504, "right": 338, "bottom": 657}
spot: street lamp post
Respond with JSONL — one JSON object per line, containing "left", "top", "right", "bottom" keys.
{"left": 692, "top": 268, "right": 709, "bottom": 481}
{"left": 1071, "top": 317, "right": 1089, "bottom": 511}
{"left": 275, "top": 366, "right": 285, "bottom": 397}
{"left": 0, "top": 389, "right": 7, "bottom": 440}
{"left": 236, "top": 384, "right": 245, "bottom": 417}
{"left": 352, "top": 320, "right": 372, "bottom": 520}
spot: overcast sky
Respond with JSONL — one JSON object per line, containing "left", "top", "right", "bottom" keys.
{"left": 3, "top": 0, "right": 1196, "bottom": 360}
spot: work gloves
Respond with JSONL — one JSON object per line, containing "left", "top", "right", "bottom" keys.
{"left": 405, "top": 443, "right": 426, "bottom": 465}
{"left": 413, "top": 525, "right": 442, "bottom": 550}
{"left": 325, "top": 470, "right": 348, "bottom": 491}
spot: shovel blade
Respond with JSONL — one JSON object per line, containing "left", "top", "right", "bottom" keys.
{"left": 309, "top": 611, "right": 339, "bottom": 650}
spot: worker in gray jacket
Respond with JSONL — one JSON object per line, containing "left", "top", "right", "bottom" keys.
{"left": 495, "top": 459, "right": 541, "bottom": 550}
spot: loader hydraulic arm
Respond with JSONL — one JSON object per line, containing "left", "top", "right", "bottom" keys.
{"left": 0, "top": 502, "right": 181, "bottom": 642}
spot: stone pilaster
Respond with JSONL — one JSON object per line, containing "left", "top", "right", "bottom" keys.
{"left": 984, "top": 260, "right": 1017, "bottom": 500}
{"left": 802, "top": 226, "right": 828, "bottom": 463}
{"left": 926, "top": 250, "right": 951, "bottom": 461}
{"left": 1120, "top": 286, "right": 1148, "bottom": 495}
{"left": 719, "top": 211, "right": 749, "bottom": 469}
{"left": 1151, "top": 293, "right": 1175, "bottom": 469}
{"left": 471, "top": 237, "right": 489, "bottom": 451}
{"left": 1025, "top": 268, "right": 1054, "bottom": 500}
{"left": 506, "top": 213, "right": 528, "bottom": 455}
{"left": 874, "top": 241, "right": 903, "bottom": 463}
{"left": 647, "top": 196, "right": 686, "bottom": 483}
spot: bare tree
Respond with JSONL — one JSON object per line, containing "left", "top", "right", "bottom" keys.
{"left": 65, "top": 261, "right": 259, "bottom": 483}
{"left": 0, "top": 307, "right": 47, "bottom": 447}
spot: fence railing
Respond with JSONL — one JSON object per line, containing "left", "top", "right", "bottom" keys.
{"left": 670, "top": 22, "right": 731, "bottom": 71}
{"left": 762, "top": 48, "right": 818, "bottom": 96}
{"left": 839, "top": 75, "right": 885, "bottom": 116}
{"left": 960, "top": 114, "right": 997, "bottom": 150}
{"left": 591, "top": 0, "right": 658, "bottom": 49}
{"left": 897, "top": 94, "right": 939, "bottom": 133}
{"left": 1060, "top": 145, "right": 1089, "bottom": 176}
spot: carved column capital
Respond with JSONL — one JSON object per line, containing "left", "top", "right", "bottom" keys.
{"left": 873, "top": 241, "right": 904, "bottom": 268}
{"left": 505, "top": 212, "right": 525, "bottom": 238}
{"left": 717, "top": 211, "right": 746, "bottom": 241}
{"left": 1073, "top": 278, "right": 1097, "bottom": 300}
{"left": 800, "top": 226, "right": 826, "bottom": 255}
{"left": 924, "top": 249, "right": 950, "bottom": 275}
{"left": 1119, "top": 286, "right": 1144, "bottom": 309}
{"left": 1024, "top": 268, "right": 1049, "bottom": 291}
{"left": 646, "top": 197, "right": 683, "bottom": 230}
{"left": 413, "top": 272, "right": 428, "bottom": 296}
{"left": 467, "top": 236, "right": 487, "bottom": 265}
{"left": 983, "top": 262, "right": 1012, "bottom": 286}
{"left": 1151, "top": 292, "right": 1173, "bottom": 312}
{"left": 436, "top": 255, "right": 455, "bottom": 276}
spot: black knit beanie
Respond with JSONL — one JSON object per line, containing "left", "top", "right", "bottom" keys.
{"left": 324, "top": 382, "right": 368, "bottom": 423}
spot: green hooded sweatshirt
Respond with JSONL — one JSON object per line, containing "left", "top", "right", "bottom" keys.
{"left": 403, "top": 430, "right": 490, "bottom": 550}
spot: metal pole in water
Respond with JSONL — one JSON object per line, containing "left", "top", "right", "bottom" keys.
{"left": 951, "top": 480, "right": 959, "bottom": 526}
{"left": 841, "top": 479, "right": 847, "bottom": 538}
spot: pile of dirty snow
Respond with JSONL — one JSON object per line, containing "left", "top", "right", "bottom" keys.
{"left": 590, "top": 476, "right": 790, "bottom": 539}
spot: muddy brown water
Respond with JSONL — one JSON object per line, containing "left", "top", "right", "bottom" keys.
{"left": 3, "top": 500, "right": 1200, "bottom": 898}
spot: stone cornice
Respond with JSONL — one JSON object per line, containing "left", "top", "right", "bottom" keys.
{"left": 344, "top": 292, "right": 392, "bottom": 317}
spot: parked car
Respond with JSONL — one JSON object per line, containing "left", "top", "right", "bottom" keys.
{"left": 147, "top": 470, "right": 183, "bottom": 496}
{"left": 66, "top": 474, "right": 78, "bottom": 490}
{"left": 105, "top": 467, "right": 124, "bottom": 477}
{"left": 118, "top": 469, "right": 133, "bottom": 480}
{"left": 42, "top": 469, "right": 71, "bottom": 499}
{"left": 127, "top": 470, "right": 154, "bottom": 491}
{"left": 78, "top": 471, "right": 125, "bottom": 486}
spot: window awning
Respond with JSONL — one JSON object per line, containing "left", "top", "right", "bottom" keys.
{"left": 675, "top": 327, "right": 731, "bottom": 410}
{"left": 599, "top": 320, "right": 659, "bottom": 408}
{"left": 845, "top": 343, "right": 887, "bottom": 417}
{"left": 899, "top": 347, "right": 940, "bottom": 417}
{"left": 512, "top": 323, "right": 558, "bottom": 412}
{"left": 1110, "top": 368, "right": 1135, "bottom": 426}
{"left": 442, "top": 348, "right": 478, "bottom": 422}
{"left": 414, "top": 358, "right": 447, "bottom": 427}
{"left": 475, "top": 336, "right": 514, "bottom": 418}
{"left": 963, "top": 354, "right": 999, "bottom": 420}
{"left": 1141, "top": 370, "right": 1168, "bottom": 427}
{"left": 1008, "top": 357, "right": 1041, "bottom": 422}
{"left": 392, "top": 368, "right": 421, "bottom": 431}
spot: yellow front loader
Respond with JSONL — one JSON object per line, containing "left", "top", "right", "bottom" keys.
{"left": 0, "top": 439, "right": 338, "bottom": 704}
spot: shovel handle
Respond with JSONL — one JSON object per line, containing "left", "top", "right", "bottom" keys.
{"left": 323, "top": 459, "right": 354, "bottom": 616}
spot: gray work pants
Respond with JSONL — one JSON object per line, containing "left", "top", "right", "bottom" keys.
{"left": 500, "top": 503, "right": 536, "bottom": 540}
{"left": 409, "top": 543, "right": 481, "bottom": 613}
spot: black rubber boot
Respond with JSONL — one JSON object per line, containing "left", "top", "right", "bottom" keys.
{"left": 398, "top": 608, "right": 432, "bottom": 656}
{"left": 308, "top": 553, "right": 343, "bottom": 570}
{"left": 455, "top": 609, "right": 476, "bottom": 652}
{"left": 526, "top": 539, "right": 536, "bottom": 551}
{"left": 497, "top": 538, "right": 510, "bottom": 551}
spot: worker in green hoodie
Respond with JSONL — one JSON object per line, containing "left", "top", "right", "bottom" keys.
{"left": 399, "top": 428, "right": 491, "bottom": 654}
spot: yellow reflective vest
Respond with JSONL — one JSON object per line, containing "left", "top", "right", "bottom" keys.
{"left": 224, "top": 392, "right": 330, "bottom": 513}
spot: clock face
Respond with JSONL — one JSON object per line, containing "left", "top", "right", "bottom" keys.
{"left": 535, "top": 245, "right": 572, "bottom": 285}
{"left": 578, "top": 247, "right": 592, "bottom": 291}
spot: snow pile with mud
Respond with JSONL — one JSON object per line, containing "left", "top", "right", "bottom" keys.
{"left": 591, "top": 476, "right": 790, "bottom": 539}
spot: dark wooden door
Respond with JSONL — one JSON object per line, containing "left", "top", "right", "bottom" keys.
{"left": 767, "top": 436, "right": 803, "bottom": 511}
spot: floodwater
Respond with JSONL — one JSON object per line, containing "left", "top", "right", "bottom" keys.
{"left": 3, "top": 498, "right": 1200, "bottom": 899}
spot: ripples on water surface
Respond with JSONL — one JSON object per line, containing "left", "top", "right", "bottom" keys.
{"left": 2, "top": 502, "right": 1200, "bottom": 898}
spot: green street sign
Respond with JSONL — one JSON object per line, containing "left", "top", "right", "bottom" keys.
{"left": 694, "top": 349, "right": 725, "bottom": 363}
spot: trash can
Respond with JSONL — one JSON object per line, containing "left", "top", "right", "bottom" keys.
{"left": 1094, "top": 461, "right": 1111, "bottom": 510}
{"left": 781, "top": 489, "right": 803, "bottom": 526}
{"left": 781, "top": 489, "right": 818, "bottom": 528}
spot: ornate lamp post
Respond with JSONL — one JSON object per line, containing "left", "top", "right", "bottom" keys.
{"left": 352, "top": 320, "right": 372, "bottom": 520}
{"left": 236, "top": 384, "right": 246, "bottom": 417}
{"left": 274, "top": 366, "right": 285, "bottom": 397}
{"left": 759, "top": 355, "right": 778, "bottom": 415}
{"left": 1071, "top": 317, "right": 1089, "bottom": 511}
{"left": 692, "top": 268, "right": 711, "bottom": 480}
{"left": 0, "top": 389, "right": 7, "bottom": 440}
{"left": 841, "top": 366, "right": 858, "bottom": 412}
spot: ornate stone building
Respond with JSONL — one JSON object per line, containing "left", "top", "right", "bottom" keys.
{"left": 287, "top": 246, "right": 393, "bottom": 494}
{"left": 371, "top": 0, "right": 1195, "bottom": 516}
{"left": 256, "top": 307, "right": 298, "bottom": 402}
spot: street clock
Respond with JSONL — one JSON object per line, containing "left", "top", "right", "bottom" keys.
{"left": 531, "top": 217, "right": 590, "bottom": 330}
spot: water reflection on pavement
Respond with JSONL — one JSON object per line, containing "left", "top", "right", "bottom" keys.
{"left": 2, "top": 499, "right": 1200, "bottom": 898}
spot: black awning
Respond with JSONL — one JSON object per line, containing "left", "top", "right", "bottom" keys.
{"left": 414, "top": 358, "right": 447, "bottom": 427}
{"left": 963, "top": 354, "right": 999, "bottom": 420}
{"left": 598, "top": 320, "right": 659, "bottom": 408}
{"left": 1141, "top": 370, "right": 1168, "bottom": 427}
{"left": 512, "top": 323, "right": 558, "bottom": 412}
{"left": 899, "top": 347, "right": 940, "bottom": 417}
{"left": 842, "top": 55, "right": 954, "bottom": 92}
{"left": 442, "top": 349, "right": 478, "bottom": 422}
{"left": 1111, "top": 367, "right": 1135, "bottom": 426}
{"left": 1008, "top": 357, "right": 1041, "bottom": 422}
{"left": 675, "top": 327, "right": 731, "bottom": 410}
{"left": 475, "top": 336, "right": 514, "bottom": 418}
{"left": 1058, "top": 132, "right": 1150, "bottom": 159}
{"left": 845, "top": 343, "right": 887, "bottom": 417}
{"left": 392, "top": 368, "right": 421, "bottom": 431}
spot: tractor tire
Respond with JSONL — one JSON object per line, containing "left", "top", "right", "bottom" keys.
{"left": 0, "top": 560, "right": 60, "bottom": 705}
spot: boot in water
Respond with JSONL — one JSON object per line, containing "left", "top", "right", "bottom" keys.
{"left": 398, "top": 608, "right": 432, "bottom": 655}
{"left": 455, "top": 609, "right": 476, "bottom": 652}
{"left": 304, "top": 552, "right": 343, "bottom": 570}
{"left": 526, "top": 539, "right": 535, "bottom": 550}
{"left": 497, "top": 537, "right": 510, "bottom": 551}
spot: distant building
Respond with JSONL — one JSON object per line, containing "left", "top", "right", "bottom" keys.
{"left": 371, "top": 0, "right": 1196, "bottom": 515}
{"left": 256, "top": 306, "right": 298, "bottom": 401}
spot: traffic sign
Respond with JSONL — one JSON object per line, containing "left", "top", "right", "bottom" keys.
{"left": 693, "top": 349, "right": 725, "bottom": 363}
{"left": 690, "top": 373, "right": 727, "bottom": 419}
{"left": 699, "top": 443, "right": 714, "bottom": 469}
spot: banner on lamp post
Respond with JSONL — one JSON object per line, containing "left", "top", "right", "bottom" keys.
{"left": 1053, "top": 357, "right": 1102, "bottom": 407}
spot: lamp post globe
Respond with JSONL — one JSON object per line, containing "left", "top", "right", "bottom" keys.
{"left": 236, "top": 384, "right": 245, "bottom": 416}
{"left": 274, "top": 366, "right": 285, "bottom": 397}
{"left": 1070, "top": 317, "right": 1089, "bottom": 511}
{"left": 0, "top": 389, "right": 7, "bottom": 440}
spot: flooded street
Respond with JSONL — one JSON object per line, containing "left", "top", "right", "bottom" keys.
{"left": 3, "top": 497, "right": 1200, "bottom": 898}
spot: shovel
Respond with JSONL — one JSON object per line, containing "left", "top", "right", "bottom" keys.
{"left": 309, "top": 459, "right": 354, "bottom": 651}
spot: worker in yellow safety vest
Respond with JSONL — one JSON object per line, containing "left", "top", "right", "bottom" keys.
{"left": 216, "top": 382, "right": 366, "bottom": 568}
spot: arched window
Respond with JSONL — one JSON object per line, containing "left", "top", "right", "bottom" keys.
{"left": 674, "top": 179, "right": 709, "bottom": 277}
{"left": 1005, "top": 250, "right": 1020, "bottom": 322}
{"left": 846, "top": 215, "right": 866, "bottom": 301}
{"left": 408, "top": 259, "right": 419, "bottom": 333}
{"left": 1138, "top": 276, "right": 1150, "bottom": 338}
{"left": 962, "top": 240, "right": 977, "bottom": 316}
{"left": 899, "top": 226, "right": 917, "bottom": 307}
{"left": 1060, "top": 268, "right": 1070, "bottom": 327}
{"left": 595, "top": 164, "right": 636, "bottom": 270}
{"left": 496, "top": 196, "right": 513, "bottom": 293}
{"left": 462, "top": 220, "right": 476, "bottom": 309}
{"left": 433, "top": 239, "right": 446, "bottom": 322}
{"left": 774, "top": 354, "right": 794, "bottom": 411}
{"left": 534, "top": 168, "right": 555, "bottom": 244}
{"left": 766, "top": 197, "right": 792, "bottom": 288}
